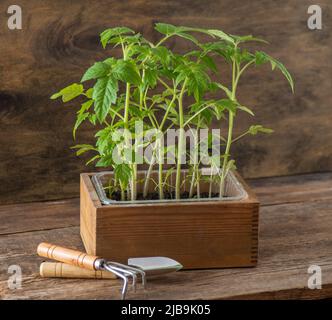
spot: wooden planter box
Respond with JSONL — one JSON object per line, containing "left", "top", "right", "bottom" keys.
{"left": 80, "top": 171, "right": 259, "bottom": 269}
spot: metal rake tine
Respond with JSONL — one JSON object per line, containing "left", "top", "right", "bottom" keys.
{"left": 109, "top": 261, "right": 146, "bottom": 289}
{"left": 106, "top": 263, "right": 138, "bottom": 292}
{"left": 104, "top": 264, "right": 129, "bottom": 300}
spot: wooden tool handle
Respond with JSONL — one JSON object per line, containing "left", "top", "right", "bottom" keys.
{"left": 40, "top": 262, "right": 117, "bottom": 279}
{"left": 37, "top": 242, "right": 100, "bottom": 271}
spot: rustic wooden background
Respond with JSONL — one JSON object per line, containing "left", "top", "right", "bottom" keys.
{"left": 0, "top": 0, "right": 331, "bottom": 204}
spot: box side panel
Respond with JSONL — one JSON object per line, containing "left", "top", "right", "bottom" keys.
{"left": 250, "top": 203, "right": 260, "bottom": 266}
{"left": 95, "top": 201, "right": 259, "bottom": 269}
{"left": 80, "top": 174, "right": 97, "bottom": 255}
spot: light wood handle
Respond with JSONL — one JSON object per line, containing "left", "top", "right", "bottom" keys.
{"left": 40, "top": 262, "right": 117, "bottom": 279}
{"left": 37, "top": 242, "right": 100, "bottom": 271}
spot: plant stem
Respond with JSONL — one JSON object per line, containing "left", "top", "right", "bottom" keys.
{"left": 124, "top": 83, "right": 137, "bottom": 201}
{"left": 131, "top": 163, "right": 137, "bottom": 201}
{"left": 189, "top": 171, "right": 195, "bottom": 198}
{"left": 158, "top": 162, "right": 164, "bottom": 200}
{"left": 145, "top": 88, "right": 176, "bottom": 199}
{"left": 219, "top": 52, "right": 238, "bottom": 197}
{"left": 189, "top": 119, "right": 200, "bottom": 198}
{"left": 219, "top": 110, "right": 234, "bottom": 197}
{"left": 121, "top": 185, "right": 126, "bottom": 201}
{"left": 196, "top": 169, "right": 200, "bottom": 198}
{"left": 124, "top": 83, "right": 130, "bottom": 127}
{"left": 175, "top": 79, "right": 187, "bottom": 199}
{"left": 142, "top": 146, "right": 154, "bottom": 198}
{"left": 209, "top": 170, "right": 213, "bottom": 198}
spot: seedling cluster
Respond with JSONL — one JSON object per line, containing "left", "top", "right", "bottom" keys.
{"left": 51, "top": 23, "right": 293, "bottom": 201}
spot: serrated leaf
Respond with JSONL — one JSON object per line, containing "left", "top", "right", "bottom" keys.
{"left": 51, "top": 83, "right": 83, "bottom": 102}
{"left": 96, "top": 154, "right": 114, "bottom": 167}
{"left": 144, "top": 68, "right": 158, "bottom": 88}
{"left": 112, "top": 60, "right": 141, "bottom": 85}
{"left": 73, "top": 100, "right": 93, "bottom": 139}
{"left": 255, "top": 51, "right": 294, "bottom": 92}
{"left": 155, "top": 23, "right": 199, "bottom": 44}
{"left": 100, "top": 27, "right": 135, "bottom": 48}
{"left": 248, "top": 125, "right": 274, "bottom": 135}
{"left": 93, "top": 76, "right": 118, "bottom": 122}
{"left": 201, "top": 55, "right": 217, "bottom": 72}
{"left": 114, "top": 163, "right": 132, "bottom": 186}
{"left": 151, "top": 46, "right": 169, "bottom": 62}
{"left": 215, "top": 99, "right": 237, "bottom": 113}
{"left": 207, "top": 29, "right": 235, "bottom": 44}
{"left": 175, "top": 63, "right": 210, "bottom": 101}
{"left": 81, "top": 62, "right": 111, "bottom": 82}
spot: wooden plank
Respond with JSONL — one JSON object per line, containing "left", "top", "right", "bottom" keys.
{"left": 1, "top": 195, "right": 332, "bottom": 299}
{"left": 0, "top": 0, "right": 331, "bottom": 204}
{"left": 248, "top": 172, "right": 332, "bottom": 206}
{"left": 0, "top": 199, "right": 79, "bottom": 236}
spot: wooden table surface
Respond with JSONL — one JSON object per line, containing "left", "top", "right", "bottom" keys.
{"left": 1, "top": 172, "right": 332, "bottom": 300}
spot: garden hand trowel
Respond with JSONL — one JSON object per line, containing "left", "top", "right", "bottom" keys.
{"left": 37, "top": 243, "right": 182, "bottom": 299}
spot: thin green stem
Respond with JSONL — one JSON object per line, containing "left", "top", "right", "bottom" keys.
{"left": 175, "top": 78, "right": 188, "bottom": 199}
{"left": 143, "top": 158, "right": 155, "bottom": 198}
{"left": 183, "top": 103, "right": 211, "bottom": 127}
{"left": 219, "top": 51, "right": 238, "bottom": 197}
{"left": 232, "top": 130, "right": 250, "bottom": 143}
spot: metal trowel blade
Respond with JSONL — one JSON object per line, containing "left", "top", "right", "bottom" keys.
{"left": 128, "top": 257, "right": 183, "bottom": 276}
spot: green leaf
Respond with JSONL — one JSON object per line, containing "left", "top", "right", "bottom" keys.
{"left": 201, "top": 55, "right": 217, "bottom": 73}
{"left": 238, "top": 105, "right": 254, "bottom": 116}
{"left": 155, "top": 23, "right": 179, "bottom": 35}
{"left": 85, "top": 88, "right": 94, "bottom": 99}
{"left": 215, "top": 99, "right": 237, "bottom": 113}
{"left": 86, "top": 155, "right": 100, "bottom": 166}
{"left": 93, "top": 76, "right": 118, "bottom": 122}
{"left": 81, "top": 62, "right": 111, "bottom": 82}
{"left": 175, "top": 32, "right": 198, "bottom": 45}
{"left": 100, "top": 27, "right": 135, "bottom": 48}
{"left": 96, "top": 154, "right": 114, "bottom": 167}
{"left": 114, "top": 163, "right": 132, "bottom": 187}
{"left": 73, "top": 100, "right": 94, "bottom": 139}
{"left": 144, "top": 68, "right": 158, "bottom": 88}
{"left": 248, "top": 125, "right": 274, "bottom": 135}
{"left": 50, "top": 83, "right": 83, "bottom": 102}
{"left": 207, "top": 29, "right": 235, "bottom": 44}
{"left": 226, "top": 159, "right": 236, "bottom": 173}
{"left": 175, "top": 63, "right": 210, "bottom": 101}
{"left": 154, "top": 23, "right": 199, "bottom": 45}
{"left": 71, "top": 144, "right": 96, "bottom": 156}
{"left": 255, "top": 51, "right": 294, "bottom": 92}
{"left": 151, "top": 46, "right": 170, "bottom": 62}
{"left": 155, "top": 23, "right": 211, "bottom": 37}
{"left": 232, "top": 35, "right": 268, "bottom": 44}
{"left": 112, "top": 60, "right": 141, "bottom": 85}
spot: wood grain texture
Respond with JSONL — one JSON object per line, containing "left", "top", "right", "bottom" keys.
{"left": 37, "top": 242, "right": 99, "bottom": 270}
{"left": 40, "top": 262, "right": 117, "bottom": 279}
{"left": 1, "top": 173, "right": 332, "bottom": 299}
{"left": 0, "top": 0, "right": 331, "bottom": 204}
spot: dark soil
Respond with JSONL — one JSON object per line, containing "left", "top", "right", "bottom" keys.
{"left": 108, "top": 191, "right": 220, "bottom": 201}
